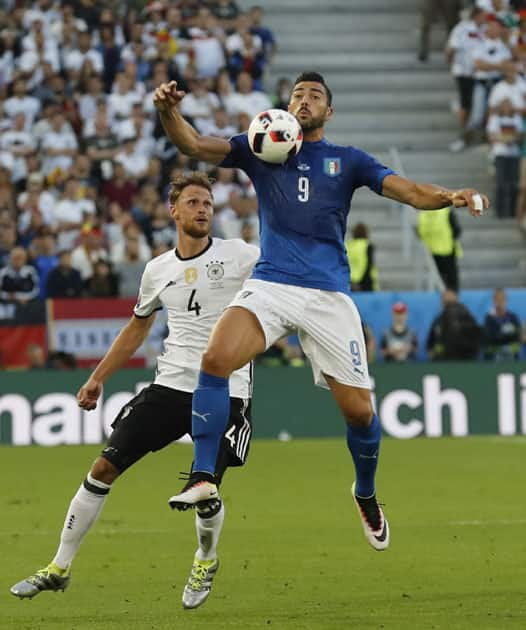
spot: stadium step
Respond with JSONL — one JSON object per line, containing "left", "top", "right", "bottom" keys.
{"left": 262, "top": 0, "right": 422, "bottom": 11}
{"left": 261, "top": 0, "right": 515, "bottom": 289}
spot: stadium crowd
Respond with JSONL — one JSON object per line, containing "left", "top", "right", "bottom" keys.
{"left": 442, "top": 0, "right": 526, "bottom": 224}
{"left": 1, "top": 1, "right": 525, "bottom": 370}
{"left": 0, "top": 0, "right": 276, "bottom": 301}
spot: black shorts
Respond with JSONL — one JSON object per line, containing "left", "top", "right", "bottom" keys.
{"left": 100, "top": 384, "right": 252, "bottom": 483}
{"left": 455, "top": 76, "right": 475, "bottom": 112}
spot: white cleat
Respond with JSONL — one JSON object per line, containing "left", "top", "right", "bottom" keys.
{"left": 351, "top": 481, "right": 390, "bottom": 551}
{"left": 182, "top": 556, "right": 219, "bottom": 609}
{"left": 169, "top": 473, "right": 219, "bottom": 511}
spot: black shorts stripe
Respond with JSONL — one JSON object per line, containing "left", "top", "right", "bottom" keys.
{"left": 101, "top": 384, "right": 252, "bottom": 478}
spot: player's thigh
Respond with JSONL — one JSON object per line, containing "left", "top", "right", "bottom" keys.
{"left": 299, "top": 291, "right": 371, "bottom": 392}
{"left": 203, "top": 281, "right": 291, "bottom": 376}
{"left": 101, "top": 385, "right": 192, "bottom": 473}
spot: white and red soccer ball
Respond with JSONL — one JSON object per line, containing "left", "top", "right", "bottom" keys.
{"left": 248, "top": 109, "right": 303, "bottom": 164}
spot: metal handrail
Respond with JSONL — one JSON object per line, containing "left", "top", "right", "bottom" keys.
{"left": 388, "top": 147, "right": 446, "bottom": 292}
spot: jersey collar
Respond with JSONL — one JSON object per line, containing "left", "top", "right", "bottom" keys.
{"left": 175, "top": 237, "right": 213, "bottom": 261}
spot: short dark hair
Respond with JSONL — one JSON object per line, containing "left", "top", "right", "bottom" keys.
{"left": 168, "top": 171, "right": 214, "bottom": 206}
{"left": 293, "top": 71, "right": 332, "bottom": 106}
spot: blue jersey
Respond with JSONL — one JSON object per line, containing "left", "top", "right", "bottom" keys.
{"left": 220, "top": 134, "right": 394, "bottom": 294}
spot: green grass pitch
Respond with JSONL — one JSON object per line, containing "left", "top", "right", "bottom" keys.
{"left": 2, "top": 437, "right": 526, "bottom": 629}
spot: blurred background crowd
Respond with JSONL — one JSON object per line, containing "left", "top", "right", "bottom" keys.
{"left": 0, "top": 0, "right": 277, "bottom": 302}
{"left": 1, "top": 0, "right": 526, "bottom": 371}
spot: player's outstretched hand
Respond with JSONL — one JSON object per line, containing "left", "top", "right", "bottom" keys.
{"left": 451, "top": 189, "right": 489, "bottom": 217}
{"left": 77, "top": 377, "right": 103, "bottom": 410}
{"left": 153, "top": 81, "right": 186, "bottom": 113}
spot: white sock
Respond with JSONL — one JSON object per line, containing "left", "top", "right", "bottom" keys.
{"left": 195, "top": 502, "right": 225, "bottom": 562}
{"left": 52, "top": 473, "right": 111, "bottom": 570}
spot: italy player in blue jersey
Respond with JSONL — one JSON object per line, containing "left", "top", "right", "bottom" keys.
{"left": 154, "top": 72, "right": 488, "bottom": 552}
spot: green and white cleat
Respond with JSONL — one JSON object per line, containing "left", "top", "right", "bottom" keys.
{"left": 10, "top": 563, "right": 70, "bottom": 599}
{"left": 182, "top": 556, "right": 219, "bottom": 609}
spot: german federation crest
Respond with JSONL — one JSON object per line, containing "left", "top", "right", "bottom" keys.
{"left": 324, "top": 157, "right": 341, "bottom": 177}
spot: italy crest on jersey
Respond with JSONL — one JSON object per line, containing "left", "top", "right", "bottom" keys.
{"left": 323, "top": 157, "right": 341, "bottom": 177}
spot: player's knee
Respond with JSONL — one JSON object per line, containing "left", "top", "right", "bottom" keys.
{"left": 90, "top": 456, "right": 120, "bottom": 485}
{"left": 343, "top": 398, "right": 374, "bottom": 429}
{"left": 201, "top": 347, "right": 234, "bottom": 378}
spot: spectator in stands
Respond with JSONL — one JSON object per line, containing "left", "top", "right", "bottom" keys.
{"left": 226, "top": 12, "right": 265, "bottom": 86}
{"left": 46, "top": 249, "right": 83, "bottom": 298}
{"left": 29, "top": 226, "right": 58, "bottom": 299}
{"left": 100, "top": 161, "right": 138, "bottom": 212}
{"left": 71, "top": 227, "right": 109, "bottom": 282}
{"left": 362, "top": 321, "right": 376, "bottom": 364}
{"left": 272, "top": 77, "right": 292, "bottom": 110}
{"left": 345, "top": 223, "right": 379, "bottom": 292}
{"left": 196, "top": 105, "right": 237, "bottom": 138}
{"left": 427, "top": 289, "right": 482, "bottom": 360}
{"left": 417, "top": 205, "right": 462, "bottom": 292}
{"left": 114, "top": 135, "right": 149, "bottom": 180}
{"left": 0, "top": 245, "right": 39, "bottom": 303}
{"left": 0, "top": 220, "right": 17, "bottom": 267}
{"left": 516, "top": 115, "right": 526, "bottom": 229}
{"left": 150, "top": 201, "right": 176, "bottom": 247}
{"left": 211, "top": 0, "right": 240, "bottom": 31}
{"left": 16, "top": 172, "right": 56, "bottom": 245}
{"left": 114, "top": 234, "right": 147, "bottom": 298}
{"left": 483, "top": 287, "right": 521, "bottom": 359}
{"left": 250, "top": 5, "right": 277, "bottom": 62}
{"left": 446, "top": 6, "right": 486, "bottom": 152}
{"left": 488, "top": 60, "right": 526, "bottom": 115}
{"left": 52, "top": 176, "right": 96, "bottom": 251}
{"left": 26, "top": 343, "right": 46, "bottom": 370}
{"left": 419, "top": 0, "right": 462, "bottom": 62}
{"left": 4, "top": 78, "right": 41, "bottom": 130}
{"left": 84, "top": 259, "right": 118, "bottom": 297}
{"left": 188, "top": 7, "right": 226, "bottom": 79}
{"left": 470, "top": 16, "right": 512, "bottom": 132}
{"left": 0, "top": 112, "right": 37, "bottom": 186}
{"left": 380, "top": 302, "right": 418, "bottom": 362}
{"left": 111, "top": 222, "right": 151, "bottom": 265}
{"left": 180, "top": 77, "right": 221, "bottom": 122}
{"left": 223, "top": 70, "right": 272, "bottom": 119}
{"left": 85, "top": 111, "right": 120, "bottom": 183}
{"left": 40, "top": 109, "right": 78, "bottom": 177}
{"left": 487, "top": 97, "right": 522, "bottom": 218}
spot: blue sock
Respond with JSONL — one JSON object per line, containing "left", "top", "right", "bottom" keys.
{"left": 191, "top": 371, "right": 230, "bottom": 475}
{"left": 346, "top": 414, "right": 381, "bottom": 498}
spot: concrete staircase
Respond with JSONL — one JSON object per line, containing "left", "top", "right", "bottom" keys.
{"left": 243, "top": 0, "right": 525, "bottom": 289}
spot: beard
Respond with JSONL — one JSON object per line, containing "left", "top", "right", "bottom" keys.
{"left": 297, "top": 112, "right": 325, "bottom": 131}
{"left": 182, "top": 222, "right": 210, "bottom": 239}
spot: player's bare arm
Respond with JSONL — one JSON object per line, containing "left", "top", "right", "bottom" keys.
{"left": 153, "top": 81, "right": 231, "bottom": 165}
{"left": 382, "top": 173, "right": 489, "bottom": 217}
{"left": 77, "top": 313, "right": 156, "bottom": 410}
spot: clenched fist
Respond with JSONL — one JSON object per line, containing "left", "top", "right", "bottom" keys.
{"left": 77, "top": 377, "right": 103, "bottom": 410}
{"left": 153, "top": 81, "right": 186, "bottom": 113}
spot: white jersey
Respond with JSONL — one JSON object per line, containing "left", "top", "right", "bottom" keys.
{"left": 134, "top": 238, "right": 260, "bottom": 398}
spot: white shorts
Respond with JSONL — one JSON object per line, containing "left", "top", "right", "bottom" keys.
{"left": 229, "top": 279, "right": 370, "bottom": 390}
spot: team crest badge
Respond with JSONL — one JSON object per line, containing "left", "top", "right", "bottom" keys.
{"left": 206, "top": 261, "right": 225, "bottom": 280}
{"left": 323, "top": 157, "right": 341, "bottom": 177}
{"left": 185, "top": 267, "right": 198, "bottom": 284}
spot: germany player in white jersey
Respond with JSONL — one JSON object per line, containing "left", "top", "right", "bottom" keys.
{"left": 10, "top": 172, "right": 259, "bottom": 610}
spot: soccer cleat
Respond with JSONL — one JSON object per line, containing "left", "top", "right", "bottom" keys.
{"left": 168, "top": 472, "right": 219, "bottom": 511}
{"left": 351, "top": 481, "right": 390, "bottom": 551}
{"left": 10, "top": 562, "right": 71, "bottom": 599}
{"left": 182, "top": 556, "right": 219, "bottom": 609}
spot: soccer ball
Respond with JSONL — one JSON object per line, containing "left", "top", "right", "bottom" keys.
{"left": 248, "top": 109, "right": 303, "bottom": 164}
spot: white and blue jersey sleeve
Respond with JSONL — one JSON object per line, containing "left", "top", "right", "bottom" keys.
{"left": 220, "top": 134, "right": 394, "bottom": 294}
